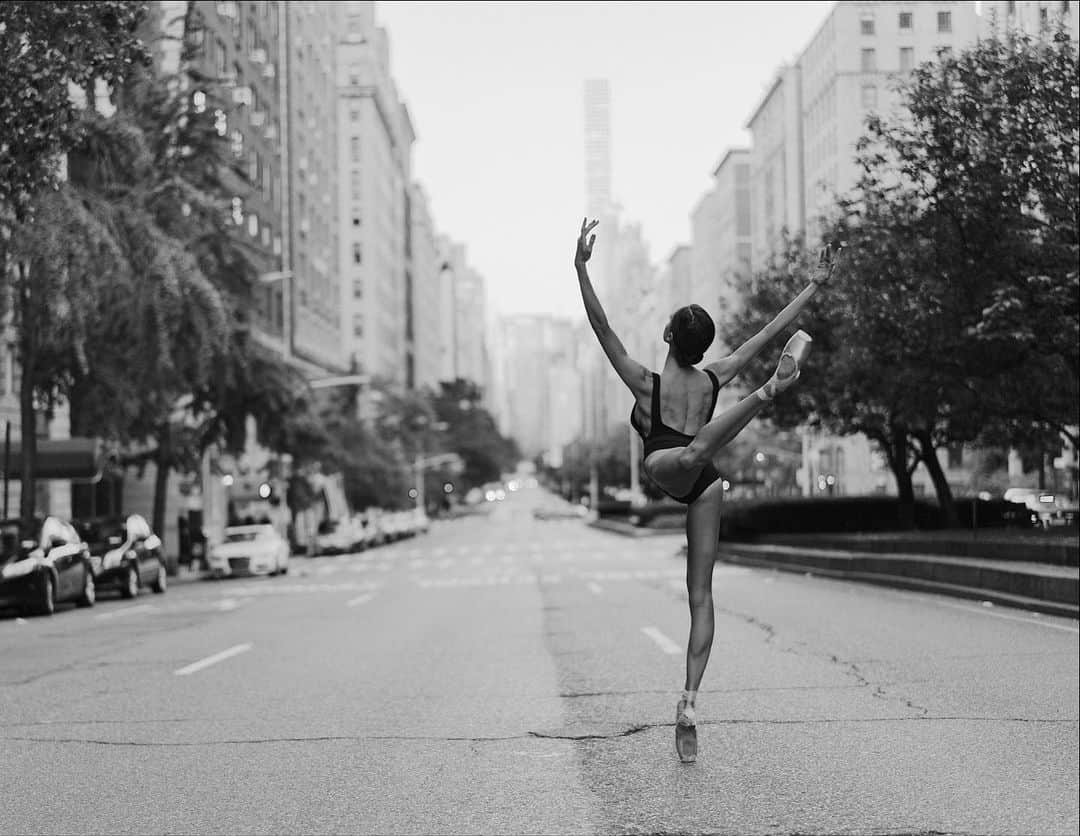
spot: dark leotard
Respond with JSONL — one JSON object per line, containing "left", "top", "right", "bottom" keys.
{"left": 630, "top": 370, "right": 722, "bottom": 505}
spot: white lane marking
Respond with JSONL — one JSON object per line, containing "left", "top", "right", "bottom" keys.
{"left": 346, "top": 594, "right": 373, "bottom": 607}
{"left": 587, "top": 582, "right": 603, "bottom": 596}
{"left": 174, "top": 643, "right": 252, "bottom": 676}
{"left": 95, "top": 604, "right": 156, "bottom": 620}
{"left": 641, "top": 626, "right": 682, "bottom": 655}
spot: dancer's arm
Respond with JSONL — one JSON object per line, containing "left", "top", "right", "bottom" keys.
{"left": 705, "top": 244, "right": 838, "bottom": 386}
{"left": 575, "top": 218, "right": 651, "bottom": 398}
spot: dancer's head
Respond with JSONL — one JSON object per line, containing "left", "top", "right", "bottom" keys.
{"left": 664, "top": 305, "right": 715, "bottom": 367}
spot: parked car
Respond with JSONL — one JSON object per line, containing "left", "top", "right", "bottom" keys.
{"left": 84, "top": 514, "right": 167, "bottom": 598}
{"left": 0, "top": 517, "right": 96, "bottom": 616}
{"left": 207, "top": 525, "right": 290, "bottom": 578}
{"left": 314, "top": 518, "right": 354, "bottom": 556}
{"left": 1004, "top": 488, "right": 1080, "bottom": 529}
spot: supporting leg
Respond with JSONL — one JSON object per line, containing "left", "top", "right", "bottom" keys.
{"left": 683, "top": 480, "right": 723, "bottom": 694}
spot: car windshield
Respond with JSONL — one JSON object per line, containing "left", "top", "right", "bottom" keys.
{"left": 225, "top": 529, "right": 273, "bottom": 543}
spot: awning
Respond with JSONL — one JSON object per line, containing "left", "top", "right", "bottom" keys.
{"left": 1, "top": 438, "right": 104, "bottom": 481}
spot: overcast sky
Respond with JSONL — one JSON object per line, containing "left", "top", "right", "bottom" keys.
{"left": 375, "top": 1, "right": 836, "bottom": 318}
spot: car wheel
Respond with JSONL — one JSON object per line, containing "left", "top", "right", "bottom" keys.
{"left": 77, "top": 568, "right": 96, "bottom": 607}
{"left": 121, "top": 565, "right": 139, "bottom": 599}
{"left": 151, "top": 563, "right": 167, "bottom": 594}
{"left": 34, "top": 573, "right": 55, "bottom": 617}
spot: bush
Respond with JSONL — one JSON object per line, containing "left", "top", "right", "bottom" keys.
{"left": 717, "top": 496, "right": 942, "bottom": 540}
{"left": 951, "top": 497, "right": 1035, "bottom": 529}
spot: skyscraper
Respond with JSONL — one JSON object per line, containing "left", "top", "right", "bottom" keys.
{"left": 583, "top": 79, "right": 613, "bottom": 222}
{"left": 286, "top": 0, "right": 348, "bottom": 373}
{"left": 336, "top": 3, "right": 415, "bottom": 384}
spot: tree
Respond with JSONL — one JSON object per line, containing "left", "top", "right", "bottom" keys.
{"left": 0, "top": 1, "right": 149, "bottom": 528}
{"left": 432, "top": 379, "right": 521, "bottom": 491}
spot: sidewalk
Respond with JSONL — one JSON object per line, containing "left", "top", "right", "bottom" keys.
{"left": 590, "top": 519, "right": 1079, "bottom": 619}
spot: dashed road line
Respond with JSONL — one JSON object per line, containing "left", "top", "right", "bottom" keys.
{"left": 346, "top": 593, "right": 374, "bottom": 607}
{"left": 641, "top": 626, "right": 682, "bottom": 655}
{"left": 174, "top": 643, "right": 253, "bottom": 676}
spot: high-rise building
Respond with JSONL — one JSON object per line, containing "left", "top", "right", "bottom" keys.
{"left": 745, "top": 62, "right": 805, "bottom": 269}
{"left": 409, "top": 183, "right": 442, "bottom": 391}
{"left": 690, "top": 148, "right": 752, "bottom": 347}
{"left": 178, "top": 1, "right": 291, "bottom": 356}
{"left": 799, "top": 1, "right": 980, "bottom": 235}
{"left": 583, "top": 79, "right": 613, "bottom": 222}
{"left": 336, "top": 3, "right": 413, "bottom": 384}
{"left": 286, "top": 0, "right": 348, "bottom": 373}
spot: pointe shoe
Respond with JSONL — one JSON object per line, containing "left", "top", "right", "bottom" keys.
{"left": 757, "top": 330, "right": 812, "bottom": 401}
{"left": 675, "top": 698, "right": 698, "bottom": 763}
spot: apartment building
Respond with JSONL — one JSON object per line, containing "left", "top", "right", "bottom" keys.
{"left": 337, "top": 3, "right": 413, "bottom": 385}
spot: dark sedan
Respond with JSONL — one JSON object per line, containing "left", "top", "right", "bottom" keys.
{"left": 80, "top": 514, "right": 167, "bottom": 598}
{"left": 0, "top": 517, "right": 96, "bottom": 616}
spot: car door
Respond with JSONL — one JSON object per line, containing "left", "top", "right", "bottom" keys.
{"left": 139, "top": 534, "right": 163, "bottom": 580}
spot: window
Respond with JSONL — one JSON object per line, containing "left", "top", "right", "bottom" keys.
{"left": 898, "top": 11, "right": 912, "bottom": 29}
{"left": 353, "top": 314, "right": 363, "bottom": 337}
{"left": 231, "top": 196, "right": 244, "bottom": 225}
{"left": 192, "top": 90, "right": 207, "bottom": 113}
{"left": 350, "top": 136, "right": 361, "bottom": 162}
{"left": 352, "top": 215, "right": 360, "bottom": 227}
{"left": 348, "top": 63, "right": 362, "bottom": 85}
{"left": 350, "top": 170, "right": 361, "bottom": 200}
{"left": 214, "top": 109, "right": 227, "bottom": 136}
{"left": 861, "top": 84, "right": 878, "bottom": 109}
{"left": 1007, "top": 0, "right": 1016, "bottom": 12}
{"left": 352, "top": 243, "right": 362, "bottom": 264}
{"left": 247, "top": 150, "right": 259, "bottom": 184}
{"left": 1040, "top": 6, "right": 1049, "bottom": 24}
{"left": 230, "top": 129, "right": 243, "bottom": 158}
{"left": 350, "top": 108, "right": 360, "bottom": 122}
{"left": 247, "top": 212, "right": 258, "bottom": 238}
{"left": 937, "top": 10, "right": 951, "bottom": 32}
{"left": 900, "top": 47, "right": 914, "bottom": 71}
{"left": 261, "top": 222, "right": 271, "bottom": 247}
{"left": 860, "top": 17, "right": 875, "bottom": 35}
{"left": 947, "top": 443, "right": 964, "bottom": 470}
{"left": 861, "top": 48, "right": 876, "bottom": 72}
{"left": 353, "top": 280, "right": 363, "bottom": 298}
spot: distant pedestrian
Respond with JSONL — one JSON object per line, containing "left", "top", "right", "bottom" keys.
{"left": 574, "top": 217, "right": 838, "bottom": 762}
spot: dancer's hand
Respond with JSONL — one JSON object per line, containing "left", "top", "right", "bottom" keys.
{"left": 575, "top": 218, "right": 599, "bottom": 267}
{"left": 810, "top": 242, "right": 843, "bottom": 286}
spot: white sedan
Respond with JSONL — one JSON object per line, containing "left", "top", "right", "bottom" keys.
{"left": 207, "top": 525, "right": 290, "bottom": 578}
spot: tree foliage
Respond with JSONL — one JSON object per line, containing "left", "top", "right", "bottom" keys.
{"left": 0, "top": 1, "right": 150, "bottom": 221}
{"left": 724, "top": 27, "right": 1079, "bottom": 524}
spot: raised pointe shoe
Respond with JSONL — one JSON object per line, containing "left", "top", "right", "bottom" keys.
{"left": 758, "top": 330, "right": 812, "bottom": 400}
{"left": 675, "top": 698, "right": 698, "bottom": 764}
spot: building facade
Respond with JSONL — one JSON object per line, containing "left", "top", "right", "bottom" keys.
{"left": 286, "top": 0, "right": 348, "bottom": 372}
{"left": 336, "top": 3, "right": 413, "bottom": 384}
{"left": 409, "top": 183, "right": 443, "bottom": 391}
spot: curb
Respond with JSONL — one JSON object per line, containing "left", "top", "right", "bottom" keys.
{"left": 588, "top": 519, "right": 685, "bottom": 538}
{"left": 717, "top": 543, "right": 1079, "bottom": 620}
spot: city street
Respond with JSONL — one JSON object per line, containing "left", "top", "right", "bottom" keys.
{"left": 1, "top": 485, "right": 1078, "bottom": 836}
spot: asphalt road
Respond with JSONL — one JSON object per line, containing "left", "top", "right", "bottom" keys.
{"left": 1, "top": 486, "right": 1077, "bottom": 835}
